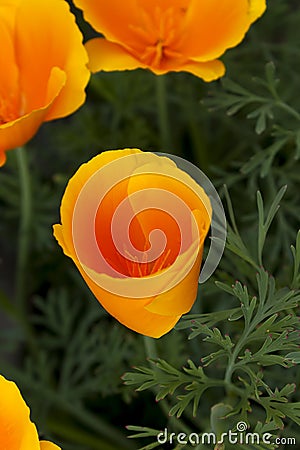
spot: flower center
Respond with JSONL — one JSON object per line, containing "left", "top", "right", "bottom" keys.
{"left": 123, "top": 246, "right": 172, "bottom": 278}
{"left": 129, "top": 5, "right": 187, "bottom": 68}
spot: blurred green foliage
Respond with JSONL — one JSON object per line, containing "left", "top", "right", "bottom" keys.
{"left": 0, "top": 0, "right": 299, "bottom": 449}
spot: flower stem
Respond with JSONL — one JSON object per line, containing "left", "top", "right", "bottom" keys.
{"left": 143, "top": 335, "right": 158, "bottom": 360}
{"left": 47, "top": 418, "right": 124, "bottom": 450}
{"left": 155, "top": 75, "right": 172, "bottom": 150}
{"left": 276, "top": 100, "right": 300, "bottom": 122}
{"left": 183, "top": 82, "right": 209, "bottom": 171}
{"left": 142, "top": 336, "right": 192, "bottom": 434}
{"left": 15, "top": 147, "right": 32, "bottom": 313}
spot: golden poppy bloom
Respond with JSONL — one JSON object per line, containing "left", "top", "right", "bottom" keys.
{"left": 74, "top": 0, "right": 266, "bottom": 81}
{"left": 53, "top": 149, "right": 211, "bottom": 338}
{"left": 0, "top": 374, "right": 60, "bottom": 449}
{"left": 0, "top": 0, "right": 90, "bottom": 166}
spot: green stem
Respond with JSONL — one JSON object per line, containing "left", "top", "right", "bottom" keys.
{"left": 47, "top": 418, "right": 124, "bottom": 450}
{"left": 49, "top": 403, "right": 133, "bottom": 449}
{"left": 224, "top": 313, "right": 263, "bottom": 385}
{"left": 143, "top": 335, "right": 158, "bottom": 360}
{"left": 225, "top": 329, "right": 250, "bottom": 385}
{"left": 13, "top": 148, "right": 38, "bottom": 355}
{"left": 183, "top": 83, "right": 209, "bottom": 170}
{"left": 275, "top": 100, "right": 300, "bottom": 122}
{"left": 15, "top": 147, "right": 32, "bottom": 312}
{"left": 155, "top": 75, "right": 171, "bottom": 150}
{"left": 142, "top": 336, "right": 193, "bottom": 434}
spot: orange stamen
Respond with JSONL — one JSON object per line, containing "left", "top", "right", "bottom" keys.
{"left": 129, "top": 5, "right": 186, "bottom": 68}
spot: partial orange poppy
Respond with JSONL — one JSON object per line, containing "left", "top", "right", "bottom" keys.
{"left": 0, "top": 0, "right": 90, "bottom": 166}
{"left": 0, "top": 374, "right": 61, "bottom": 449}
{"left": 53, "top": 149, "right": 211, "bottom": 338}
{"left": 74, "top": 0, "right": 266, "bottom": 81}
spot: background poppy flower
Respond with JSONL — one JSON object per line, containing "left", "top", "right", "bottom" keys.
{"left": 0, "top": 374, "right": 61, "bottom": 449}
{"left": 53, "top": 149, "right": 212, "bottom": 338}
{"left": 74, "top": 0, "right": 266, "bottom": 81}
{"left": 0, "top": 0, "right": 90, "bottom": 166}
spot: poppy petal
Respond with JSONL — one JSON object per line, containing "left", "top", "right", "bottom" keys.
{"left": 86, "top": 38, "right": 145, "bottom": 73}
{"left": 77, "top": 261, "right": 181, "bottom": 338}
{"left": 74, "top": 0, "right": 140, "bottom": 45}
{"left": 53, "top": 149, "right": 143, "bottom": 259}
{"left": 179, "top": 0, "right": 253, "bottom": 61}
{"left": 0, "top": 375, "right": 40, "bottom": 450}
{"left": 0, "top": 11, "right": 19, "bottom": 102}
{"left": 177, "top": 59, "right": 225, "bottom": 81}
{"left": 127, "top": 153, "right": 211, "bottom": 213}
{"left": 40, "top": 441, "right": 61, "bottom": 450}
{"left": 0, "top": 68, "right": 66, "bottom": 166}
{"left": 248, "top": 0, "right": 267, "bottom": 21}
{"left": 14, "top": 0, "right": 89, "bottom": 118}
{"left": 144, "top": 246, "right": 202, "bottom": 316}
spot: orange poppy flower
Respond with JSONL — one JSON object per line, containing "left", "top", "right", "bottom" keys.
{"left": 0, "top": 374, "right": 60, "bottom": 449}
{"left": 53, "top": 149, "right": 211, "bottom": 338}
{"left": 74, "top": 0, "right": 266, "bottom": 81}
{"left": 0, "top": 0, "right": 90, "bottom": 166}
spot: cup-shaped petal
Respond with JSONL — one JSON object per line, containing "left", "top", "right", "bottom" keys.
{"left": 0, "top": 0, "right": 90, "bottom": 166}
{"left": 54, "top": 149, "right": 212, "bottom": 337}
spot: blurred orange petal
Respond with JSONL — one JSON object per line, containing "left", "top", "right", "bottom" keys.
{"left": 0, "top": 68, "right": 66, "bottom": 167}
{"left": 0, "top": 0, "right": 89, "bottom": 165}
{"left": 40, "top": 441, "right": 61, "bottom": 450}
{"left": 0, "top": 375, "right": 39, "bottom": 450}
{"left": 0, "top": 7, "right": 18, "bottom": 102}
{"left": 173, "top": 59, "right": 226, "bottom": 82}
{"left": 0, "top": 374, "right": 61, "bottom": 450}
{"left": 86, "top": 38, "right": 145, "bottom": 73}
{"left": 14, "top": 0, "right": 89, "bottom": 119}
{"left": 249, "top": 0, "right": 267, "bottom": 21}
{"left": 179, "top": 0, "right": 250, "bottom": 61}
{"left": 74, "top": 0, "right": 140, "bottom": 44}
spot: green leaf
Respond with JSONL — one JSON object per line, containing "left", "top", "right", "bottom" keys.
{"left": 284, "top": 351, "right": 300, "bottom": 364}
{"left": 291, "top": 230, "right": 300, "bottom": 288}
{"left": 257, "top": 186, "right": 287, "bottom": 265}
